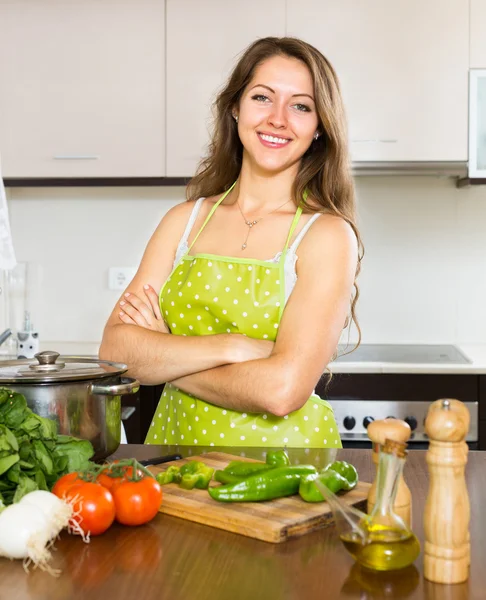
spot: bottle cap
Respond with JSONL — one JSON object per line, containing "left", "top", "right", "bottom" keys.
{"left": 382, "top": 438, "right": 408, "bottom": 458}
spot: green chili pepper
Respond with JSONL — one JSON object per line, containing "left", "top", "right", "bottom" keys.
{"left": 299, "top": 470, "right": 349, "bottom": 502}
{"left": 325, "top": 461, "right": 358, "bottom": 491}
{"left": 299, "top": 461, "right": 359, "bottom": 503}
{"left": 214, "top": 470, "right": 245, "bottom": 485}
{"left": 265, "top": 450, "right": 291, "bottom": 467}
{"left": 223, "top": 461, "right": 275, "bottom": 478}
{"left": 208, "top": 465, "right": 317, "bottom": 502}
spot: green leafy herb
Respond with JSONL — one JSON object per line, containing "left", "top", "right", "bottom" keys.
{"left": 0, "top": 387, "right": 95, "bottom": 504}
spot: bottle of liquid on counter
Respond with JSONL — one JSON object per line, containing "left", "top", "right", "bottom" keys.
{"left": 367, "top": 418, "right": 412, "bottom": 526}
{"left": 424, "top": 398, "right": 470, "bottom": 584}
{"left": 316, "top": 438, "right": 420, "bottom": 571}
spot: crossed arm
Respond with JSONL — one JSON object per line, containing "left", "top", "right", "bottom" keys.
{"left": 100, "top": 209, "right": 358, "bottom": 417}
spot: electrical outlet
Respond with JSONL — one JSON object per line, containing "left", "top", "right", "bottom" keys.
{"left": 108, "top": 267, "right": 137, "bottom": 291}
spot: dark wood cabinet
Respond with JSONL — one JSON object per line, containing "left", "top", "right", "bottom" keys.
{"left": 136, "top": 385, "right": 165, "bottom": 443}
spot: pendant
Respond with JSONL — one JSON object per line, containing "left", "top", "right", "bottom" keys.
{"left": 241, "top": 243, "right": 247, "bottom": 250}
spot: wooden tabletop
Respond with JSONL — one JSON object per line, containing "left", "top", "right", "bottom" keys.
{"left": 1, "top": 445, "right": 484, "bottom": 600}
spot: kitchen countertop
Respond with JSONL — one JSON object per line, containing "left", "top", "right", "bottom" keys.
{"left": 0, "top": 444, "right": 484, "bottom": 600}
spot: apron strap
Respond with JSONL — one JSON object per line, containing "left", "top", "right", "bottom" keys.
{"left": 282, "top": 205, "right": 303, "bottom": 255}
{"left": 281, "top": 189, "right": 310, "bottom": 258}
{"left": 187, "top": 181, "right": 237, "bottom": 253}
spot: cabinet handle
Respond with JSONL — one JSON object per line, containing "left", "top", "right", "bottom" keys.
{"left": 121, "top": 406, "right": 136, "bottom": 420}
{"left": 53, "top": 155, "right": 100, "bottom": 160}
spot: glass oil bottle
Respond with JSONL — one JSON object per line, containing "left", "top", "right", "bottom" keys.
{"left": 315, "top": 439, "right": 420, "bottom": 571}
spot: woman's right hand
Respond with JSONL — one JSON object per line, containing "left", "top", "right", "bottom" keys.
{"left": 118, "top": 284, "right": 169, "bottom": 334}
{"left": 229, "top": 334, "right": 275, "bottom": 364}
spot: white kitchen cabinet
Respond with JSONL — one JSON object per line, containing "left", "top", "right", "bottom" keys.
{"left": 0, "top": 0, "right": 165, "bottom": 178}
{"left": 468, "top": 70, "right": 486, "bottom": 177}
{"left": 165, "top": 0, "right": 285, "bottom": 177}
{"left": 287, "top": 0, "right": 469, "bottom": 162}
{"left": 471, "top": 0, "right": 486, "bottom": 68}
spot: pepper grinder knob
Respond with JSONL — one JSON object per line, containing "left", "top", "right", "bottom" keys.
{"left": 366, "top": 419, "right": 412, "bottom": 526}
{"left": 424, "top": 398, "right": 470, "bottom": 584}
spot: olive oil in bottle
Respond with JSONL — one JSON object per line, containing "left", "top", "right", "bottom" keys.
{"left": 340, "top": 439, "right": 420, "bottom": 571}
{"left": 341, "top": 523, "right": 420, "bottom": 571}
{"left": 314, "top": 438, "right": 420, "bottom": 572}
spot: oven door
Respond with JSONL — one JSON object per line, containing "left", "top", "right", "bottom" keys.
{"left": 317, "top": 373, "right": 480, "bottom": 450}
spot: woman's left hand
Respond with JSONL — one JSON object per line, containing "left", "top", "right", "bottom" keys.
{"left": 118, "top": 285, "right": 169, "bottom": 333}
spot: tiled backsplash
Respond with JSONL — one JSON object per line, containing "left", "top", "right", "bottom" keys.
{"left": 6, "top": 177, "right": 486, "bottom": 346}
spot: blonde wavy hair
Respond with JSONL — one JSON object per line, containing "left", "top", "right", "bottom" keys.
{"left": 187, "top": 37, "right": 364, "bottom": 356}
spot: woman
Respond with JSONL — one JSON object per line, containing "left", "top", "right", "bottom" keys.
{"left": 99, "top": 37, "right": 363, "bottom": 448}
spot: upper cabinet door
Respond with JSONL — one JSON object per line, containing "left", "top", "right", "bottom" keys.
{"left": 0, "top": 1, "right": 165, "bottom": 178}
{"left": 287, "top": 0, "right": 469, "bottom": 162}
{"left": 471, "top": 0, "right": 486, "bottom": 68}
{"left": 166, "top": 0, "right": 285, "bottom": 177}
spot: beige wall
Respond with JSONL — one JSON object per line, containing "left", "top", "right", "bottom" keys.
{"left": 5, "top": 177, "right": 486, "bottom": 346}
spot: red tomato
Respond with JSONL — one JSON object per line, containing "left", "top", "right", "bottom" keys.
{"left": 64, "top": 482, "right": 116, "bottom": 536}
{"left": 96, "top": 464, "right": 144, "bottom": 491}
{"left": 95, "top": 472, "right": 120, "bottom": 491}
{"left": 52, "top": 472, "right": 82, "bottom": 498}
{"left": 112, "top": 477, "right": 163, "bottom": 526}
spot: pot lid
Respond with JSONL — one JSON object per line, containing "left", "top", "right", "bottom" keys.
{"left": 0, "top": 351, "right": 128, "bottom": 383}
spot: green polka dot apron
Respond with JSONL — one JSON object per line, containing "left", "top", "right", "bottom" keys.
{"left": 145, "top": 186, "right": 342, "bottom": 448}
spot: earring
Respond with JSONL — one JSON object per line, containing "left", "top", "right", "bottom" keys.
{"left": 233, "top": 113, "right": 239, "bottom": 123}
{"left": 313, "top": 131, "right": 319, "bottom": 140}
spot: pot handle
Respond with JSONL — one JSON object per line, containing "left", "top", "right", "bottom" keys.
{"left": 89, "top": 377, "right": 140, "bottom": 396}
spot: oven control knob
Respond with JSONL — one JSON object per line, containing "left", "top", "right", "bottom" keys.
{"left": 363, "top": 416, "right": 375, "bottom": 429}
{"left": 343, "top": 416, "right": 356, "bottom": 430}
{"left": 405, "top": 416, "right": 418, "bottom": 431}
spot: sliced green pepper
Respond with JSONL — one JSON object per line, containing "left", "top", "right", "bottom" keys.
{"left": 223, "top": 461, "right": 275, "bottom": 478}
{"left": 208, "top": 465, "right": 317, "bottom": 502}
{"left": 180, "top": 460, "right": 205, "bottom": 476}
{"left": 180, "top": 473, "right": 200, "bottom": 490}
{"left": 178, "top": 462, "right": 214, "bottom": 489}
{"left": 325, "top": 461, "right": 358, "bottom": 491}
{"left": 156, "top": 465, "right": 181, "bottom": 485}
{"left": 193, "top": 464, "right": 214, "bottom": 489}
{"left": 265, "top": 450, "right": 290, "bottom": 467}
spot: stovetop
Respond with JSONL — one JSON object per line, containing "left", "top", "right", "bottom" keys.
{"left": 334, "top": 344, "right": 471, "bottom": 364}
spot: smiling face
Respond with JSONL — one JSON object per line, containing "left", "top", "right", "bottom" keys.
{"left": 235, "top": 54, "right": 319, "bottom": 176}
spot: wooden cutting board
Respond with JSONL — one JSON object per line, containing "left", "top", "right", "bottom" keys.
{"left": 149, "top": 452, "right": 371, "bottom": 544}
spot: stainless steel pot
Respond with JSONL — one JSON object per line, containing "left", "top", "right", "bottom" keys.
{"left": 0, "top": 350, "right": 139, "bottom": 461}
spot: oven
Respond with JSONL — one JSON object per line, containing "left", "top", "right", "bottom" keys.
{"left": 316, "top": 344, "right": 481, "bottom": 450}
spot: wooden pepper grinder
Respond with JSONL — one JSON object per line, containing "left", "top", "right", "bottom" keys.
{"left": 424, "top": 398, "right": 470, "bottom": 584}
{"left": 367, "top": 418, "right": 412, "bottom": 526}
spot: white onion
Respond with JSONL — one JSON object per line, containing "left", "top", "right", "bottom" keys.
{"left": 20, "top": 490, "right": 73, "bottom": 538}
{"left": 0, "top": 504, "right": 53, "bottom": 569}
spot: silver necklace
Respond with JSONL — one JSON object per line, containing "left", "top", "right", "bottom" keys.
{"left": 236, "top": 197, "right": 292, "bottom": 250}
